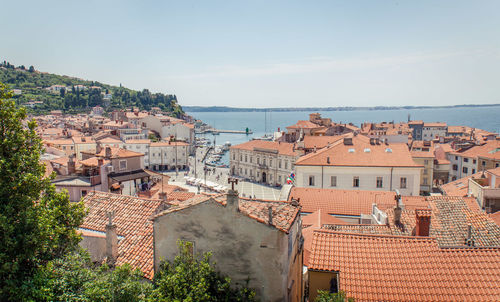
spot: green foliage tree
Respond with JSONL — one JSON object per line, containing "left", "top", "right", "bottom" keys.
{"left": 0, "top": 82, "right": 86, "bottom": 301}
{"left": 316, "top": 290, "right": 354, "bottom": 302}
{"left": 150, "top": 241, "right": 256, "bottom": 302}
{"left": 27, "top": 250, "right": 152, "bottom": 302}
{"left": 28, "top": 65, "right": 35, "bottom": 72}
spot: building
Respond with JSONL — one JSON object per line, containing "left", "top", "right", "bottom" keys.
{"left": 306, "top": 196, "right": 500, "bottom": 301}
{"left": 80, "top": 191, "right": 167, "bottom": 279}
{"left": 448, "top": 141, "right": 500, "bottom": 181}
{"left": 294, "top": 135, "right": 422, "bottom": 196}
{"left": 153, "top": 190, "right": 303, "bottom": 301}
{"left": 410, "top": 141, "right": 435, "bottom": 194}
{"left": 72, "top": 136, "right": 96, "bottom": 160}
{"left": 422, "top": 122, "right": 447, "bottom": 141}
{"left": 149, "top": 141, "right": 189, "bottom": 171}
{"left": 408, "top": 120, "right": 424, "bottom": 140}
{"left": 361, "top": 122, "right": 412, "bottom": 144}
{"left": 124, "top": 139, "right": 151, "bottom": 168}
{"left": 140, "top": 115, "right": 195, "bottom": 149}
{"left": 230, "top": 140, "right": 300, "bottom": 186}
{"left": 468, "top": 167, "right": 500, "bottom": 213}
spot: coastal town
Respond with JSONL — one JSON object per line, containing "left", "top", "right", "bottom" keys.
{"left": 34, "top": 102, "right": 500, "bottom": 301}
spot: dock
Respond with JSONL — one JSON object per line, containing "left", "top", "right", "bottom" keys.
{"left": 196, "top": 128, "right": 252, "bottom": 135}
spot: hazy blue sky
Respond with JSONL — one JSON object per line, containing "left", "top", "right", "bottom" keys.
{"left": 2, "top": 0, "right": 499, "bottom": 107}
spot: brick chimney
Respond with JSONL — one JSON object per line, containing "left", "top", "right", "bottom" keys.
{"left": 105, "top": 211, "right": 118, "bottom": 265}
{"left": 105, "top": 147, "right": 112, "bottom": 159}
{"left": 394, "top": 193, "right": 402, "bottom": 225}
{"left": 415, "top": 209, "right": 432, "bottom": 236}
{"left": 67, "top": 155, "right": 76, "bottom": 174}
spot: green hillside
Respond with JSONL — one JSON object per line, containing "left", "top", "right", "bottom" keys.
{"left": 0, "top": 61, "right": 184, "bottom": 116}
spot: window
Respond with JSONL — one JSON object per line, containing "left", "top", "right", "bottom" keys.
{"left": 269, "top": 159, "right": 272, "bottom": 167}
{"left": 463, "top": 167, "right": 468, "bottom": 173}
{"left": 455, "top": 156, "right": 458, "bottom": 160}
{"left": 245, "top": 169, "right": 247, "bottom": 175}
{"left": 233, "top": 154, "right": 235, "bottom": 160}
{"left": 452, "top": 164, "right": 458, "bottom": 171}
{"left": 245, "top": 155, "right": 247, "bottom": 162}
{"left": 309, "top": 176, "right": 315, "bottom": 186}
{"left": 119, "top": 160, "right": 127, "bottom": 170}
{"left": 472, "top": 169, "right": 476, "bottom": 174}
{"left": 250, "top": 157, "right": 253, "bottom": 163}
{"left": 81, "top": 190, "right": 87, "bottom": 197}
{"left": 482, "top": 161, "right": 486, "bottom": 166}
{"left": 473, "top": 159, "right": 476, "bottom": 164}
{"left": 263, "top": 159, "right": 266, "bottom": 166}
{"left": 464, "top": 158, "right": 469, "bottom": 163}
{"left": 496, "top": 163, "right": 499, "bottom": 168}
{"left": 240, "top": 154, "right": 242, "bottom": 161}
{"left": 279, "top": 160, "right": 282, "bottom": 168}
{"left": 400, "top": 177, "right": 407, "bottom": 189}
{"left": 423, "top": 178, "right": 428, "bottom": 185}
{"left": 285, "top": 161, "right": 288, "bottom": 169}
{"left": 278, "top": 176, "right": 282, "bottom": 183}
{"left": 353, "top": 176, "right": 359, "bottom": 187}
{"left": 424, "top": 160, "right": 429, "bottom": 165}
{"left": 424, "top": 169, "right": 428, "bottom": 175}
{"left": 257, "top": 157, "right": 260, "bottom": 164}
{"left": 330, "top": 176, "right": 337, "bottom": 187}
{"left": 376, "top": 177, "right": 383, "bottom": 188}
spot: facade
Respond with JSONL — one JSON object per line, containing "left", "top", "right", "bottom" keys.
{"left": 422, "top": 122, "right": 447, "bottom": 141}
{"left": 153, "top": 191, "right": 303, "bottom": 301}
{"left": 447, "top": 141, "right": 500, "bottom": 181}
{"left": 124, "top": 139, "right": 151, "bottom": 169}
{"left": 408, "top": 120, "right": 423, "bottom": 140}
{"left": 149, "top": 141, "right": 189, "bottom": 171}
{"left": 295, "top": 135, "right": 422, "bottom": 196}
{"left": 230, "top": 140, "right": 300, "bottom": 186}
{"left": 468, "top": 167, "right": 500, "bottom": 213}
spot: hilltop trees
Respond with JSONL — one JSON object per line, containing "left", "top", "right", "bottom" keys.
{"left": 0, "top": 82, "right": 86, "bottom": 300}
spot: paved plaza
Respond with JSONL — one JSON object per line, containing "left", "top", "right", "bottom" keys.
{"left": 164, "top": 146, "right": 282, "bottom": 200}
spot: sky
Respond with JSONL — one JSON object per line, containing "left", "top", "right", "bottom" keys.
{"left": 1, "top": 0, "right": 500, "bottom": 108}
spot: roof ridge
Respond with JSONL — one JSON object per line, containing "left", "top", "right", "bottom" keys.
{"left": 313, "top": 229, "right": 437, "bottom": 241}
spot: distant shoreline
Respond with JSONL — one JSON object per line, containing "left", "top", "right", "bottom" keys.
{"left": 184, "top": 104, "right": 500, "bottom": 112}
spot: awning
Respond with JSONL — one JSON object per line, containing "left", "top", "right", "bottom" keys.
{"left": 108, "top": 169, "right": 150, "bottom": 182}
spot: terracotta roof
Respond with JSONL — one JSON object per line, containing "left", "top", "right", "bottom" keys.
{"left": 302, "top": 209, "right": 348, "bottom": 228}
{"left": 324, "top": 224, "right": 393, "bottom": 235}
{"left": 81, "top": 192, "right": 165, "bottom": 279}
{"left": 435, "top": 143, "right": 454, "bottom": 153}
{"left": 385, "top": 196, "right": 500, "bottom": 247}
{"left": 424, "top": 122, "right": 447, "bottom": 127}
{"left": 453, "top": 141, "right": 500, "bottom": 160}
{"left": 79, "top": 157, "right": 110, "bottom": 167}
{"left": 96, "top": 147, "right": 144, "bottom": 159}
{"left": 44, "top": 138, "right": 74, "bottom": 145}
{"left": 155, "top": 194, "right": 300, "bottom": 233}
{"left": 296, "top": 135, "right": 421, "bottom": 167}
{"left": 410, "top": 150, "right": 435, "bottom": 158}
{"left": 230, "top": 140, "right": 299, "bottom": 157}
{"left": 166, "top": 191, "right": 196, "bottom": 202}
{"left": 440, "top": 172, "right": 483, "bottom": 196}
{"left": 98, "top": 137, "right": 123, "bottom": 144}
{"left": 124, "top": 139, "right": 151, "bottom": 144}
{"left": 308, "top": 229, "right": 500, "bottom": 301}
{"left": 289, "top": 187, "right": 428, "bottom": 217}
{"left": 286, "top": 120, "right": 322, "bottom": 130}
{"left": 72, "top": 136, "right": 95, "bottom": 144}
{"left": 302, "top": 135, "right": 344, "bottom": 150}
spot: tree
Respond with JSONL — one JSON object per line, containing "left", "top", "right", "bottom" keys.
{"left": 28, "top": 65, "right": 35, "bottom": 72}
{"left": 27, "top": 250, "right": 152, "bottom": 302}
{"left": 316, "top": 290, "right": 354, "bottom": 302}
{"left": 151, "top": 241, "right": 256, "bottom": 302}
{"left": 0, "top": 82, "right": 86, "bottom": 300}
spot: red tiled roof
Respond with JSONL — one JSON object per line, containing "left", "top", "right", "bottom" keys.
{"left": 230, "top": 140, "right": 299, "bottom": 157}
{"left": 440, "top": 172, "right": 483, "bottom": 196}
{"left": 489, "top": 211, "right": 500, "bottom": 228}
{"left": 81, "top": 192, "right": 165, "bottom": 279}
{"left": 302, "top": 209, "right": 348, "bottom": 228}
{"left": 95, "top": 147, "right": 143, "bottom": 158}
{"left": 302, "top": 135, "right": 344, "bottom": 150}
{"left": 296, "top": 135, "right": 421, "bottom": 167}
{"left": 286, "top": 120, "right": 322, "bottom": 130}
{"left": 308, "top": 229, "right": 500, "bottom": 301}
{"left": 289, "top": 187, "right": 427, "bottom": 217}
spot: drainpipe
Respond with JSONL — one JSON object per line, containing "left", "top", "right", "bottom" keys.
{"left": 321, "top": 166, "right": 324, "bottom": 189}
{"left": 390, "top": 167, "right": 394, "bottom": 191}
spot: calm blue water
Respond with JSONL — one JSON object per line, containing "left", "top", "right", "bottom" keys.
{"left": 188, "top": 106, "right": 500, "bottom": 164}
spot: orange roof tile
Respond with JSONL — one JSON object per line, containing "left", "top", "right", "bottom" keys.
{"left": 81, "top": 192, "right": 165, "bottom": 279}
{"left": 289, "top": 187, "right": 427, "bottom": 217}
{"left": 440, "top": 172, "right": 483, "bottom": 196}
{"left": 489, "top": 211, "right": 500, "bottom": 228}
{"left": 296, "top": 135, "right": 421, "bottom": 167}
{"left": 308, "top": 229, "right": 500, "bottom": 301}
{"left": 302, "top": 135, "right": 344, "bottom": 150}
{"left": 286, "top": 120, "right": 322, "bottom": 129}
{"left": 95, "top": 147, "right": 144, "bottom": 159}
{"left": 302, "top": 209, "right": 348, "bottom": 228}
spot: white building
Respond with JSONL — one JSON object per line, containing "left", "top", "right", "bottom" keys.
{"left": 140, "top": 115, "right": 194, "bottom": 150}
{"left": 422, "top": 122, "right": 447, "bottom": 141}
{"left": 230, "top": 140, "right": 300, "bottom": 186}
{"left": 149, "top": 141, "right": 189, "bottom": 171}
{"left": 294, "top": 135, "right": 422, "bottom": 196}
{"left": 124, "top": 139, "right": 151, "bottom": 169}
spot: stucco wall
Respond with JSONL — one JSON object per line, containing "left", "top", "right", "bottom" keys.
{"left": 308, "top": 270, "right": 336, "bottom": 301}
{"left": 153, "top": 199, "right": 301, "bottom": 302}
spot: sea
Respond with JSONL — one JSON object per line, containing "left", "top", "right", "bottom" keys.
{"left": 187, "top": 106, "right": 500, "bottom": 165}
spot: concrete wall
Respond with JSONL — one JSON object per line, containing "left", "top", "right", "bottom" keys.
{"left": 295, "top": 166, "right": 420, "bottom": 196}
{"left": 153, "top": 198, "right": 302, "bottom": 302}
{"left": 80, "top": 235, "right": 106, "bottom": 262}
{"left": 111, "top": 156, "right": 143, "bottom": 172}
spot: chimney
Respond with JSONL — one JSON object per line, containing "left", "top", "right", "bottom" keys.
{"left": 159, "top": 192, "right": 167, "bottom": 201}
{"left": 415, "top": 209, "right": 432, "bottom": 236}
{"left": 226, "top": 178, "right": 239, "bottom": 211}
{"left": 465, "top": 224, "right": 475, "bottom": 246}
{"left": 394, "top": 194, "right": 402, "bottom": 225}
{"left": 68, "top": 155, "right": 76, "bottom": 174}
{"left": 98, "top": 158, "right": 104, "bottom": 167}
{"left": 105, "top": 147, "right": 112, "bottom": 159}
{"left": 268, "top": 206, "right": 273, "bottom": 225}
{"left": 96, "top": 142, "right": 102, "bottom": 154}
{"left": 327, "top": 157, "right": 330, "bottom": 164}
{"left": 105, "top": 211, "right": 118, "bottom": 265}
